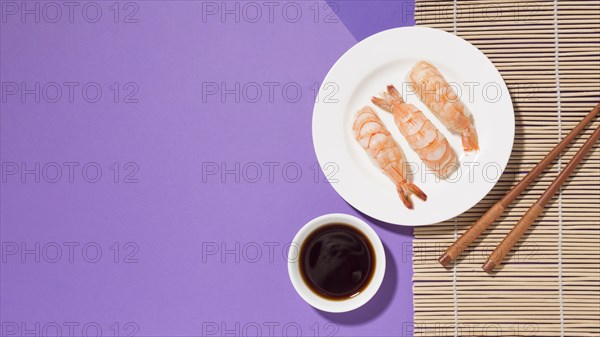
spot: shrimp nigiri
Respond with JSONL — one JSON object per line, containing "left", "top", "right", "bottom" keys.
{"left": 372, "top": 85, "right": 458, "bottom": 178}
{"left": 353, "top": 106, "right": 427, "bottom": 209}
{"left": 409, "top": 60, "right": 479, "bottom": 152}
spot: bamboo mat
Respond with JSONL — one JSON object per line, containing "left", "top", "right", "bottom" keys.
{"left": 413, "top": 1, "right": 600, "bottom": 336}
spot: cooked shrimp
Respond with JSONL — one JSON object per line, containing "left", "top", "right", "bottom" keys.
{"left": 409, "top": 60, "right": 479, "bottom": 151}
{"left": 372, "top": 85, "right": 458, "bottom": 178}
{"left": 353, "top": 106, "right": 427, "bottom": 209}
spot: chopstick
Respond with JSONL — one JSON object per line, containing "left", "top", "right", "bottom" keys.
{"left": 438, "top": 102, "right": 600, "bottom": 267}
{"left": 483, "top": 124, "right": 600, "bottom": 272}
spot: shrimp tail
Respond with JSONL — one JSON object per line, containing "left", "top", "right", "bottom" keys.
{"left": 462, "top": 125, "right": 479, "bottom": 151}
{"left": 396, "top": 183, "right": 414, "bottom": 210}
{"left": 372, "top": 85, "right": 405, "bottom": 113}
{"left": 396, "top": 181, "right": 428, "bottom": 210}
{"left": 371, "top": 96, "right": 392, "bottom": 112}
{"left": 386, "top": 85, "right": 404, "bottom": 103}
{"left": 407, "top": 181, "right": 427, "bottom": 201}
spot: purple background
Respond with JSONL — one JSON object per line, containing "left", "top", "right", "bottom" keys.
{"left": 1, "top": 1, "right": 415, "bottom": 336}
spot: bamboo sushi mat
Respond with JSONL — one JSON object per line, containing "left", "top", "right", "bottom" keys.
{"left": 413, "top": 1, "right": 600, "bottom": 336}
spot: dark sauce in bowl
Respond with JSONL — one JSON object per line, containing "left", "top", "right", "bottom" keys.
{"left": 299, "top": 224, "right": 375, "bottom": 300}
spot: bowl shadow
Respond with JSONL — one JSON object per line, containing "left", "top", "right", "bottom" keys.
{"left": 314, "top": 241, "right": 398, "bottom": 325}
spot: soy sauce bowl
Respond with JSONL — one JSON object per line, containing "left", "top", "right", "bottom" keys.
{"left": 288, "top": 213, "right": 386, "bottom": 313}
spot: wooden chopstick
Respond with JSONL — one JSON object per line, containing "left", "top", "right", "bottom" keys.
{"left": 438, "top": 102, "right": 600, "bottom": 267}
{"left": 483, "top": 124, "right": 600, "bottom": 272}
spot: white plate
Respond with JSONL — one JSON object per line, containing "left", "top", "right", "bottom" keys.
{"left": 312, "top": 27, "right": 514, "bottom": 226}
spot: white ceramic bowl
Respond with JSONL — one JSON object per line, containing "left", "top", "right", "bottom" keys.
{"left": 288, "top": 213, "right": 386, "bottom": 313}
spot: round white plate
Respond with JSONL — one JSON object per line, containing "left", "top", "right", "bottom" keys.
{"left": 312, "top": 27, "right": 514, "bottom": 226}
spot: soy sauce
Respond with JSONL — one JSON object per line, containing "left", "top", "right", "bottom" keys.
{"left": 299, "top": 224, "right": 375, "bottom": 300}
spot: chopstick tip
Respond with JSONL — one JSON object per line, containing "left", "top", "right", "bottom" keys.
{"left": 482, "top": 260, "right": 496, "bottom": 273}
{"left": 438, "top": 253, "right": 452, "bottom": 267}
